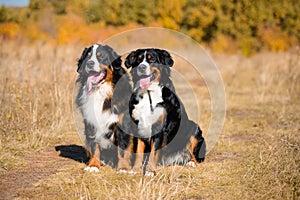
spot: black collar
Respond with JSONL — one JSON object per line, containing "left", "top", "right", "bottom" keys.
{"left": 147, "top": 90, "right": 154, "bottom": 112}
{"left": 147, "top": 72, "right": 157, "bottom": 112}
{"left": 134, "top": 72, "right": 158, "bottom": 112}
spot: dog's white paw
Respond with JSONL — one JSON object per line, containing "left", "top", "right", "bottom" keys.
{"left": 127, "top": 170, "right": 137, "bottom": 175}
{"left": 84, "top": 166, "right": 100, "bottom": 172}
{"left": 145, "top": 171, "right": 155, "bottom": 177}
{"left": 117, "top": 169, "right": 138, "bottom": 175}
{"left": 100, "top": 160, "right": 106, "bottom": 166}
{"left": 186, "top": 161, "right": 196, "bottom": 167}
{"left": 117, "top": 169, "right": 129, "bottom": 174}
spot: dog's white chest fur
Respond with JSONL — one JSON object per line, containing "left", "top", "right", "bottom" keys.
{"left": 81, "top": 83, "right": 118, "bottom": 149}
{"left": 132, "top": 83, "right": 165, "bottom": 138}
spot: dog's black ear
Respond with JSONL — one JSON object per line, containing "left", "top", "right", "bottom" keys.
{"left": 77, "top": 47, "right": 89, "bottom": 73}
{"left": 102, "top": 45, "right": 122, "bottom": 69}
{"left": 125, "top": 51, "right": 136, "bottom": 68}
{"left": 111, "top": 56, "right": 122, "bottom": 70}
{"left": 158, "top": 49, "right": 174, "bottom": 67}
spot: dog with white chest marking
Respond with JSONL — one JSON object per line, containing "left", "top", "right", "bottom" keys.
{"left": 125, "top": 48, "right": 206, "bottom": 175}
{"left": 76, "top": 44, "right": 132, "bottom": 172}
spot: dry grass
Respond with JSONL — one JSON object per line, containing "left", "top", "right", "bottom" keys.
{"left": 0, "top": 40, "right": 299, "bottom": 199}
{"left": 0, "top": 41, "right": 78, "bottom": 170}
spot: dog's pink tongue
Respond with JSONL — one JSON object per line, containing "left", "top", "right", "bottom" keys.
{"left": 87, "top": 72, "right": 105, "bottom": 95}
{"left": 140, "top": 77, "right": 150, "bottom": 89}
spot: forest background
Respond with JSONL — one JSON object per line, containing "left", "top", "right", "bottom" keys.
{"left": 1, "top": 0, "right": 299, "bottom": 55}
{"left": 0, "top": 1, "right": 299, "bottom": 199}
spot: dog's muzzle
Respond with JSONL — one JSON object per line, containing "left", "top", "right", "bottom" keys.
{"left": 86, "top": 70, "right": 106, "bottom": 95}
{"left": 86, "top": 60, "right": 95, "bottom": 69}
{"left": 138, "top": 72, "right": 157, "bottom": 90}
{"left": 137, "top": 62, "right": 150, "bottom": 77}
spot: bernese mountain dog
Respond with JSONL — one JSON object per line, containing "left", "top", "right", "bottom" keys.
{"left": 124, "top": 48, "right": 206, "bottom": 175}
{"left": 76, "top": 44, "right": 133, "bottom": 172}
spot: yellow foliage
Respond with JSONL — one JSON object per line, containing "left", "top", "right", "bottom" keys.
{"left": 258, "top": 26, "right": 291, "bottom": 52}
{"left": 22, "top": 22, "right": 50, "bottom": 41}
{"left": 188, "top": 28, "right": 204, "bottom": 42}
{"left": 0, "top": 22, "right": 20, "bottom": 38}
{"left": 157, "top": 0, "right": 186, "bottom": 30}
{"left": 211, "top": 34, "right": 237, "bottom": 53}
{"left": 240, "top": 37, "right": 259, "bottom": 57}
{"left": 57, "top": 14, "right": 92, "bottom": 44}
{"left": 160, "top": 16, "right": 180, "bottom": 30}
{"left": 67, "top": 0, "right": 90, "bottom": 15}
{"left": 271, "top": 39, "right": 287, "bottom": 51}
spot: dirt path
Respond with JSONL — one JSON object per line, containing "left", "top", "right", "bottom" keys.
{"left": 0, "top": 146, "right": 75, "bottom": 199}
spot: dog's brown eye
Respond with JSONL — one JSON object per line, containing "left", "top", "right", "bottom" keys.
{"left": 97, "top": 52, "right": 101, "bottom": 57}
{"left": 138, "top": 55, "right": 143, "bottom": 60}
{"left": 147, "top": 54, "right": 152, "bottom": 60}
{"left": 87, "top": 52, "right": 92, "bottom": 57}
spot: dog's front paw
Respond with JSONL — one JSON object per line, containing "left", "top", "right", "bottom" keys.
{"left": 84, "top": 166, "right": 100, "bottom": 172}
{"left": 145, "top": 171, "right": 155, "bottom": 177}
{"left": 117, "top": 169, "right": 128, "bottom": 174}
{"left": 127, "top": 170, "right": 138, "bottom": 175}
{"left": 186, "top": 161, "right": 196, "bottom": 167}
{"left": 117, "top": 169, "right": 137, "bottom": 175}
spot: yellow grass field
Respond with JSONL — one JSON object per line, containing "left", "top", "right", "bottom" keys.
{"left": 0, "top": 39, "right": 299, "bottom": 199}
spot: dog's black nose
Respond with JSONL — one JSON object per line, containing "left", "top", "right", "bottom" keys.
{"left": 87, "top": 60, "right": 95, "bottom": 68}
{"left": 139, "top": 64, "right": 147, "bottom": 72}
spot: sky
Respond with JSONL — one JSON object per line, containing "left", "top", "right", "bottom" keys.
{"left": 0, "top": 0, "right": 29, "bottom": 7}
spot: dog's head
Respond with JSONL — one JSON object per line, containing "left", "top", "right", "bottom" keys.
{"left": 125, "top": 48, "right": 174, "bottom": 90}
{"left": 77, "top": 44, "right": 122, "bottom": 94}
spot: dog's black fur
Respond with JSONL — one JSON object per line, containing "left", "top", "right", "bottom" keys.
{"left": 125, "top": 48, "right": 206, "bottom": 173}
{"left": 76, "top": 44, "right": 132, "bottom": 170}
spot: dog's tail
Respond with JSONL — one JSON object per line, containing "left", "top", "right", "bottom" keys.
{"left": 193, "top": 126, "right": 206, "bottom": 162}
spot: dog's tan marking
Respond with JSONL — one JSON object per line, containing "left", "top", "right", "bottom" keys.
{"left": 150, "top": 67, "right": 161, "bottom": 83}
{"left": 187, "top": 135, "right": 199, "bottom": 163}
{"left": 117, "top": 137, "right": 134, "bottom": 171}
{"left": 132, "top": 139, "right": 146, "bottom": 172}
{"left": 147, "top": 140, "right": 160, "bottom": 174}
{"left": 104, "top": 66, "right": 113, "bottom": 83}
{"left": 118, "top": 112, "right": 124, "bottom": 123}
{"left": 87, "top": 143, "right": 101, "bottom": 169}
{"left": 157, "top": 110, "right": 166, "bottom": 124}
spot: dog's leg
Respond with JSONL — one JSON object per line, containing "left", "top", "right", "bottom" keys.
{"left": 83, "top": 120, "right": 101, "bottom": 172}
{"left": 186, "top": 135, "right": 199, "bottom": 167}
{"left": 146, "top": 139, "right": 161, "bottom": 176}
{"left": 193, "top": 126, "right": 206, "bottom": 163}
{"left": 187, "top": 126, "right": 206, "bottom": 166}
{"left": 132, "top": 139, "right": 146, "bottom": 173}
{"left": 117, "top": 136, "right": 134, "bottom": 173}
{"left": 85, "top": 142, "right": 101, "bottom": 172}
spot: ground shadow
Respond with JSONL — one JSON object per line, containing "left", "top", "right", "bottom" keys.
{"left": 55, "top": 144, "right": 118, "bottom": 168}
{"left": 55, "top": 144, "right": 89, "bottom": 164}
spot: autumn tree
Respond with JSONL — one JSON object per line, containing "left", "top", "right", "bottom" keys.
{"left": 156, "top": 0, "right": 186, "bottom": 30}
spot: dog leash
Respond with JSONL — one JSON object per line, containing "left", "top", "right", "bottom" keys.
{"left": 147, "top": 90, "right": 154, "bottom": 112}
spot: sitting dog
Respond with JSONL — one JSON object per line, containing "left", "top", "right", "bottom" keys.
{"left": 76, "top": 44, "right": 132, "bottom": 172}
{"left": 124, "top": 48, "right": 206, "bottom": 175}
